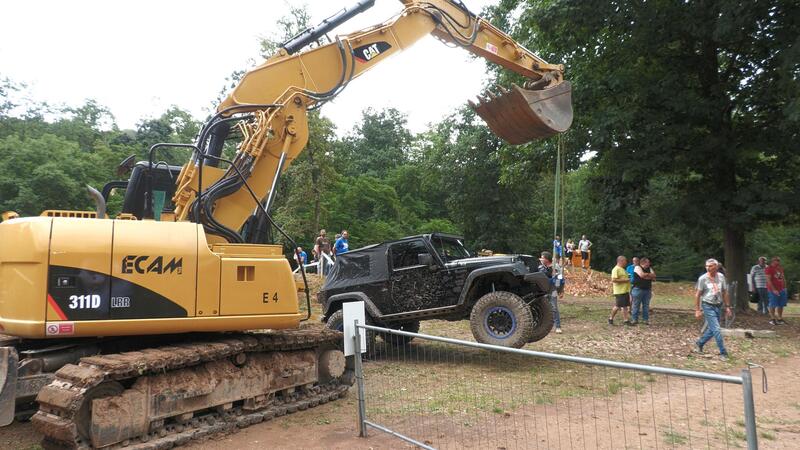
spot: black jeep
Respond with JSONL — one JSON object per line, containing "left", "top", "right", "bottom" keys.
{"left": 318, "top": 233, "right": 554, "bottom": 349}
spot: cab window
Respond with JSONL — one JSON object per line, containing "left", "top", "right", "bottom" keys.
{"left": 390, "top": 240, "right": 431, "bottom": 270}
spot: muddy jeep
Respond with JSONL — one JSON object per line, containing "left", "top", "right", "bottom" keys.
{"left": 318, "top": 233, "right": 554, "bottom": 349}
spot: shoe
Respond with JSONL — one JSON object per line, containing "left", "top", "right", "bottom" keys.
{"left": 719, "top": 354, "right": 729, "bottom": 362}
{"left": 769, "top": 319, "right": 777, "bottom": 325}
{"left": 692, "top": 343, "right": 704, "bottom": 354}
{"left": 555, "top": 328, "right": 563, "bottom": 334}
{"left": 624, "top": 320, "right": 632, "bottom": 326}
{"left": 643, "top": 321, "right": 650, "bottom": 326}
{"left": 629, "top": 321, "right": 638, "bottom": 326}
{"left": 608, "top": 318, "right": 614, "bottom": 325}
{"left": 777, "top": 319, "right": 786, "bottom": 325}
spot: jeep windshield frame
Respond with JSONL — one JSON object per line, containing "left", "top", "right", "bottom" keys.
{"left": 429, "top": 234, "right": 471, "bottom": 263}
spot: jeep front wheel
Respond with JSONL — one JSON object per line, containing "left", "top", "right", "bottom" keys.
{"left": 469, "top": 291, "right": 533, "bottom": 348}
{"left": 524, "top": 293, "right": 555, "bottom": 342}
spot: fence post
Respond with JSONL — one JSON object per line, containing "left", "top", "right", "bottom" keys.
{"left": 354, "top": 319, "right": 368, "bottom": 437}
{"left": 741, "top": 368, "right": 758, "bottom": 450}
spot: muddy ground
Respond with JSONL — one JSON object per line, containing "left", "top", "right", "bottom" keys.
{"left": 3, "top": 272, "right": 798, "bottom": 449}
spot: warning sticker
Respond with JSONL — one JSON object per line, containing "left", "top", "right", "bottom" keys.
{"left": 485, "top": 42, "right": 499, "bottom": 55}
{"left": 46, "top": 322, "right": 75, "bottom": 336}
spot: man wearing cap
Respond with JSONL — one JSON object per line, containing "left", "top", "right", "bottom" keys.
{"left": 693, "top": 258, "right": 732, "bottom": 361}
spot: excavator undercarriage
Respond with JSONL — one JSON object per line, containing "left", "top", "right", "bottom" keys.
{"left": 31, "top": 328, "right": 351, "bottom": 449}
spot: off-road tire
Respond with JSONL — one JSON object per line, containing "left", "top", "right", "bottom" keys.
{"left": 379, "top": 321, "right": 420, "bottom": 346}
{"left": 469, "top": 291, "right": 533, "bottom": 348}
{"left": 524, "top": 293, "right": 555, "bottom": 342}
{"left": 325, "top": 308, "right": 377, "bottom": 357}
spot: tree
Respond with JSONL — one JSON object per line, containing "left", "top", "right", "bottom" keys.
{"left": 490, "top": 0, "right": 800, "bottom": 308}
{"left": 337, "top": 108, "right": 413, "bottom": 178}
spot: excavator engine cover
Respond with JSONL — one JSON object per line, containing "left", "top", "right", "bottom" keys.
{"left": 471, "top": 81, "right": 573, "bottom": 144}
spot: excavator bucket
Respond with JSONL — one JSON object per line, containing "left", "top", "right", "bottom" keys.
{"left": 470, "top": 81, "right": 573, "bottom": 145}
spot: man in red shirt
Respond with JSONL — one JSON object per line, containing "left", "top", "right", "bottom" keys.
{"left": 765, "top": 256, "right": 788, "bottom": 325}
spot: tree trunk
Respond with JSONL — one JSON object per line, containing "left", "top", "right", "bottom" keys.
{"left": 723, "top": 227, "right": 749, "bottom": 312}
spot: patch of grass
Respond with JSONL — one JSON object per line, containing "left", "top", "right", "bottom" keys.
{"left": 760, "top": 430, "right": 776, "bottom": 441}
{"left": 662, "top": 430, "right": 688, "bottom": 445}
{"left": 607, "top": 379, "right": 627, "bottom": 395}
{"left": 492, "top": 406, "right": 504, "bottom": 414}
{"left": 735, "top": 418, "right": 746, "bottom": 427}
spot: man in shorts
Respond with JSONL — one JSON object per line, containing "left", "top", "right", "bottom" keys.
{"left": 578, "top": 235, "right": 592, "bottom": 269}
{"left": 766, "top": 256, "right": 788, "bottom": 325}
{"left": 609, "top": 255, "right": 632, "bottom": 325}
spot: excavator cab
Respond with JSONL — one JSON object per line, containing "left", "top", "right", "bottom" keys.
{"left": 471, "top": 81, "right": 573, "bottom": 145}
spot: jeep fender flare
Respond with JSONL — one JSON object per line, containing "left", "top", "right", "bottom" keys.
{"left": 457, "top": 264, "right": 549, "bottom": 306}
{"left": 325, "top": 292, "right": 383, "bottom": 320}
{"left": 457, "top": 264, "right": 524, "bottom": 305}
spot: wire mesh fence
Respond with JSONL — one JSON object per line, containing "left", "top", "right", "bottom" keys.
{"left": 354, "top": 323, "right": 757, "bottom": 450}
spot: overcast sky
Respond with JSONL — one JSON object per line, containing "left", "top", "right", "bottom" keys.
{"left": 1, "top": 0, "right": 498, "bottom": 135}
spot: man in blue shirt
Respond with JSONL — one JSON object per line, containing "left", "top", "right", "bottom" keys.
{"left": 334, "top": 230, "right": 349, "bottom": 255}
{"left": 295, "top": 247, "right": 308, "bottom": 266}
{"left": 552, "top": 235, "right": 562, "bottom": 265}
{"left": 626, "top": 256, "right": 639, "bottom": 283}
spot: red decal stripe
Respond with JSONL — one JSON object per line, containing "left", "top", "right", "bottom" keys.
{"left": 47, "top": 294, "right": 68, "bottom": 321}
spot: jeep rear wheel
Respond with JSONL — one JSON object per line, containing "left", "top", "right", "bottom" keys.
{"left": 469, "top": 291, "right": 533, "bottom": 348}
{"left": 524, "top": 293, "right": 555, "bottom": 342}
{"left": 379, "top": 321, "right": 420, "bottom": 346}
{"left": 326, "top": 308, "right": 377, "bottom": 357}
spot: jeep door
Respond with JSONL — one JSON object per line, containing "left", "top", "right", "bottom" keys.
{"left": 387, "top": 239, "right": 452, "bottom": 314}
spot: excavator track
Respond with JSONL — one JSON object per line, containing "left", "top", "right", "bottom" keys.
{"left": 31, "top": 328, "right": 353, "bottom": 449}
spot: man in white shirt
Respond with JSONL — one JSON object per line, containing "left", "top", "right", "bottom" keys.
{"left": 578, "top": 235, "right": 592, "bottom": 269}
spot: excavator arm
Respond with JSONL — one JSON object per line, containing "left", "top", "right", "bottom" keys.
{"left": 172, "top": 0, "right": 572, "bottom": 243}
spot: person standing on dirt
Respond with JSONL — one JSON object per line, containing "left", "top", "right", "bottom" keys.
{"left": 565, "top": 239, "right": 575, "bottom": 266}
{"left": 578, "top": 235, "right": 592, "bottom": 269}
{"left": 335, "top": 230, "right": 350, "bottom": 255}
{"left": 766, "top": 256, "right": 788, "bottom": 325}
{"left": 314, "top": 229, "right": 332, "bottom": 273}
{"left": 631, "top": 257, "right": 656, "bottom": 325}
{"left": 609, "top": 256, "right": 632, "bottom": 325}
{"left": 538, "top": 251, "right": 562, "bottom": 334}
{"left": 749, "top": 256, "right": 769, "bottom": 315}
{"left": 295, "top": 247, "right": 308, "bottom": 266}
{"left": 693, "top": 258, "right": 732, "bottom": 360}
{"left": 553, "top": 235, "right": 563, "bottom": 265}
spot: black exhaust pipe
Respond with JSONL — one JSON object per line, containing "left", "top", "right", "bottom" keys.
{"left": 281, "top": 0, "right": 375, "bottom": 55}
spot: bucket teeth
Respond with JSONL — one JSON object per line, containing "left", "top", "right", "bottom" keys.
{"left": 470, "top": 81, "right": 573, "bottom": 144}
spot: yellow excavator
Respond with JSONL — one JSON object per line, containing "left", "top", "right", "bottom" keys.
{"left": 0, "top": 0, "right": 572, "bottom": 447}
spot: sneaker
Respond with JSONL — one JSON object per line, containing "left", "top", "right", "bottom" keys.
{"left": 777, "top": 319, "right": 786, "bottom": 325}
{"left": 607, "top": 318, "right": 614, "bottom": 325}
{"left": 629, "top": 321, "right": 638, "bottom": 326}
{"left": 643, "top": 321, "right": 650, "bottom": 326}
{"left": 769, "top": 319, "right": 777, "bottom": 325}
{"left": 692, "top": 343, "right": 704, "bottom": 354}
{"left": 624, "top": 320, "right": 633, "bottom": 326}
{"left": 555, "top": 328, "right": 563, "bottom": 334}
{"left": 719, "top": 354, "right": 729, "bottom": 362}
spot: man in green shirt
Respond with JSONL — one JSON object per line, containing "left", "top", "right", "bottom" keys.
{"left": 609, "top": 255, "right": 632, "bottom": 325}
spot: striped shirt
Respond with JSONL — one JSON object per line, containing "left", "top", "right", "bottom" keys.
{"left": 749, "top": 264, "right": 767, "bottom": 289}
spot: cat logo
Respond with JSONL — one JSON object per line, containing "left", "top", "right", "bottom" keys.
{"left": 353, "top": 41, "right": 392, "bottom": 63}
{"left": 121, "top": 255, "right": 183, "bottom": 275}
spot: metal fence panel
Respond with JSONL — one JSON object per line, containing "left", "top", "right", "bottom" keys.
{"left": 353, "top": 322, "right": 758, "bottom": 450}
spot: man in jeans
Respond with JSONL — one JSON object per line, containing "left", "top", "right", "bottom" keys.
{"left": 693, "top": 258, "right": 732, "bottom": 360}
{"left": 749, "top": 256, "right": 768, "bottom": 315}
{"left": 631, "top": 257, "right": 655, "bottom": 325}
{"left": 537, "top": 252, "right": 562, "bottom": 334}
{"left": 766, "top": 256, "right": 788, "bottom": 325}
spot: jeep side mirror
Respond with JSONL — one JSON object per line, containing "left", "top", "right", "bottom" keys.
{"left": 417, "top": 253, "right": 434, "bottom": 267}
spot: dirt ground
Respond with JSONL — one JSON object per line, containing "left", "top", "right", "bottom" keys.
{"left": 3, "top": 273, "right": 798, "bottom": 449}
